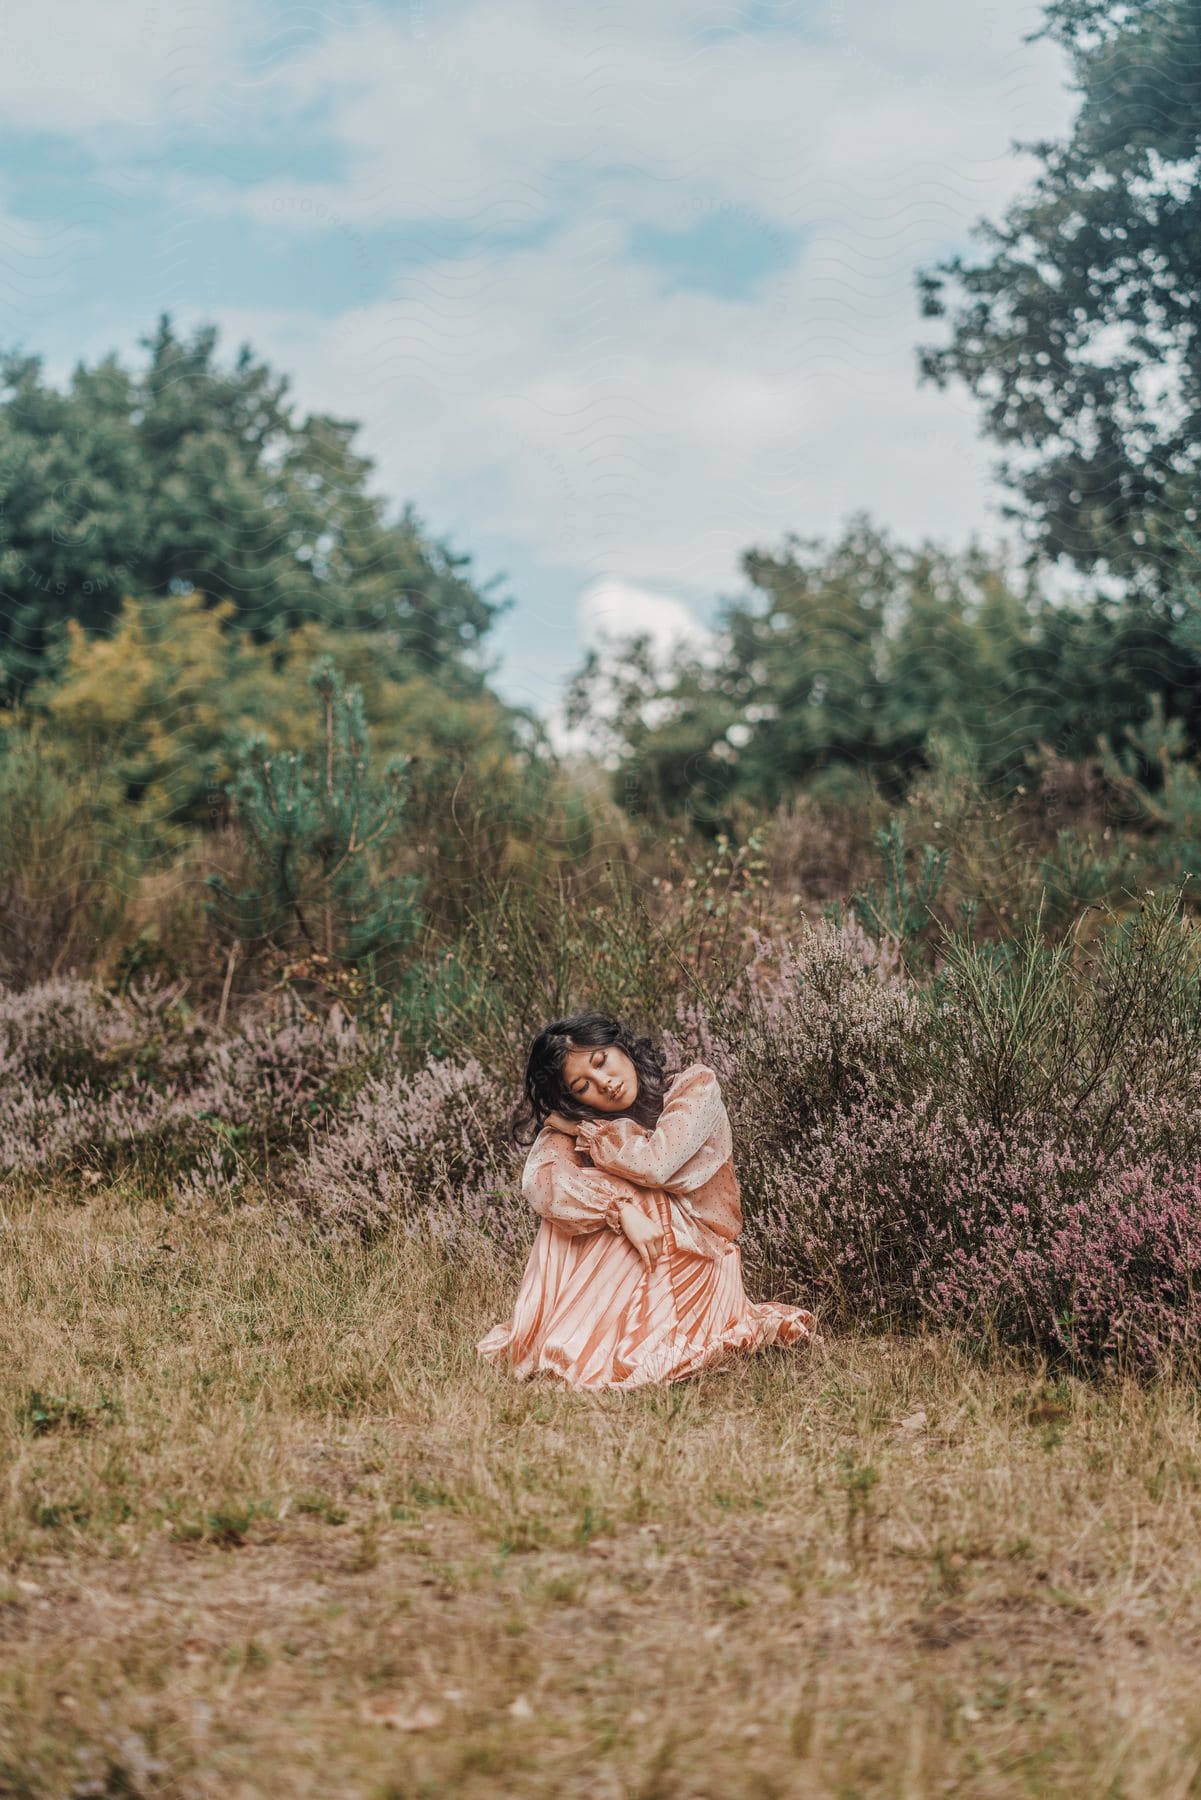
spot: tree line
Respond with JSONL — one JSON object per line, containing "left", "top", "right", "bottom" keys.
{"left": 2, "top": 0, "right": 1200, "bottom": 850}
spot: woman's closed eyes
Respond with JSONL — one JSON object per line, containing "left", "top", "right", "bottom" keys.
{"left": 570, "top": 1051, "right": 609, "bottom": 1096}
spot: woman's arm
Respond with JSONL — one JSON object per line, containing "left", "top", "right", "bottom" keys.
{"left": 522, "top": 1128, "right": 657, "bottom": 1237}
{"left": 573, "top": 1064, "right": 726, "bottom": 1191}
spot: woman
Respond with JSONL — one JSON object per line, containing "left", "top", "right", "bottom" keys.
{"left": 476, "top": 1010, "right": 817, "bottom": 1390}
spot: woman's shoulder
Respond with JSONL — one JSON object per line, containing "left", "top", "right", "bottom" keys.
{"left": 526, "top": 1121, "right": 565, "bottom": 1157}
{"left": 667, "top": 1061, "right": 721, "bottom": 1093}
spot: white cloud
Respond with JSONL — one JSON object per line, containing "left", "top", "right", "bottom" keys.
{"left": 194, "top": 0, "right": 1073, "bottom": 237}
{"left": 196, "top": 190, "right": 1019, "bottom": 613}
{"left": 536, "top": 576, "right": 715, "bottom": 760}
{"left": 167, "top": 0, "right": 1076, "bottom": 631}
{"left": 578, "top": 576, "right": 714, "bottom": 658}
{"left": 0, "top": 1, "right": 240, "bottom": 138}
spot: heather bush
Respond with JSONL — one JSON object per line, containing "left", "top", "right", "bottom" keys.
{"left": 926, "top": 1149, "right": 1201, "bottom": 1373}
{"left": 9, "top": 892, "right": 1201, "bottom": 1375}
{"left": 0, "top": 976, "right": 372, "bottom": 1187}
{"left": 688, "top": 917, "right": 925, "bottom": 1209}
{"left": 0, "top": 973, "right": 228, "bottom": 1090}
{"left": 0, "top": 976, "right": 133, "bottom": 1087}
{"left": 289, "top": 1053, "right": 525, "bottom": 1244}
{"left": 708, "top": 902, "right": 1201, "bottom": 1374}
{"left": 0, "top": 1078, "right": 207, "bottom": 1185}
{"left": 747, "top": 1091, "right": 1201, "bottom": 1374}
{"left": 194, "top": 1008, "right": 370, "bottom": 1158}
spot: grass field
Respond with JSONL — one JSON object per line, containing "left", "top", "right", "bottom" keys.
{"left": 6, "top": 1185, "right": 1201, "bottom": 1799}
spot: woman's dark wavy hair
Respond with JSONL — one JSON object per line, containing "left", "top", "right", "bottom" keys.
{"left": 509, "top": 1010, "right": 670, "bottom": 1148}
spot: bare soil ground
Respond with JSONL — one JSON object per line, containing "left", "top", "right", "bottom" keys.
{"left": 4, "top": 1185, "right": 1201, "bottom": 1798}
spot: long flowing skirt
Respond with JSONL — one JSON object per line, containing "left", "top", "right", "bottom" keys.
{"left": 476, "top": 1187, "right": 816, "bottom": 1391}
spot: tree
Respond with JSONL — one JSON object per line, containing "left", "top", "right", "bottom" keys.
{"left": 564, "top": 631, "right": 744, "bottom": 829}
{"left": 916, "top": 0, "right": 1201, "bottom": 599}
{"left": 10, "top": 587, "right": 542, "bottom": 851}
{"left": 0, "top": 316, "right": 510, "bottom": 695}
{"left": 205, "top": 655, "right": 424, "bottom": 987}
{"left": 563, "top": 515, "right": 1134, "bottom": 822}
{"left": 729, "top": 514, "right": 895, "bottom": 800}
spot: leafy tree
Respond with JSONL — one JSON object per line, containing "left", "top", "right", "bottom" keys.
{"left": 730, "top": 520, "right": 1071, "bottom": 799}
{"left": 0, "top": 316, "right": 509, "bottom": 695}
{"left": 916, "top": 0, "right": 1201, "bottom": 599}
{"left": 565, "top": 631, "right": 744, "bottom": 829}
{"left": 8, "top": 586, "right": 544, "bottom": 852}
{"left": 566, "top": 515, "right": 1070, "bottom": 823}
{"left": 729, "top": 513, "right": 894, "bottom": 799}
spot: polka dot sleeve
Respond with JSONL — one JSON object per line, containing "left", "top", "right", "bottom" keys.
{"left": 575, "top": 1064, "right": 725, "bottom": 1190}
{"left": 522, "top": 1129, "right": 657, "bottom": 1237}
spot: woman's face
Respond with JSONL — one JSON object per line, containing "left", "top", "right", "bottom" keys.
{"left": 561, "top": 1041, "right": 638, "bottom": 1113}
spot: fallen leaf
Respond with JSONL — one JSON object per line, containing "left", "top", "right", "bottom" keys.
{"left": 1027, "top": 1402, "right": 1070, "bottom": 1425}
{"left": 359, "top": 1696, "right": 444, "bottom": 1731}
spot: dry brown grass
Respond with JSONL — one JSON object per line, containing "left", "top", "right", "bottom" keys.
{"left": 5, "top": 1183, "right": 1201, "bottom": 1798}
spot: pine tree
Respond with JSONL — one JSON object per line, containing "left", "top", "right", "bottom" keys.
{"left": 206, "top": 655, "right": 423, "bottom": 995}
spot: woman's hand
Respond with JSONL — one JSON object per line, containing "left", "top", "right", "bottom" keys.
{"left": 618, "top": 1199, "right": 664, "bottom": 1274}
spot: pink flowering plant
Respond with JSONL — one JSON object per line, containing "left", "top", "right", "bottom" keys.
{"left": 9, "top": 888, "right": 1201, "bottom": 1373}
{"left": 288, "top": 1053, "right": 523, "bottom": 1243}
{"left": 0, "top": 975, "right": 371, "bottom": 1191}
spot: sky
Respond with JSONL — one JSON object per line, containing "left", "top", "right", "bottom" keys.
{"left": 0, "top": 0, "right": 1077, "bottom": 746}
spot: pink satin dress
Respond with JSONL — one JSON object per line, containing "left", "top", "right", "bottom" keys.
{"left": 476, "top": 1063, "right": 816, "bottom": 1391}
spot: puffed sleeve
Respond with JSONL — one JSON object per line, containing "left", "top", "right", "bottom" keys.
{"left": 574, "top": 1064, "right": 726, "bottom": 1192}
{"left": 522, "top": 1128, "right": 657, "bottom": 1237}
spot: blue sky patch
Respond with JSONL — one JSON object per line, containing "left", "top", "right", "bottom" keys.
{"left": 628, "top": 207, "right": 799, "bottom": 302}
